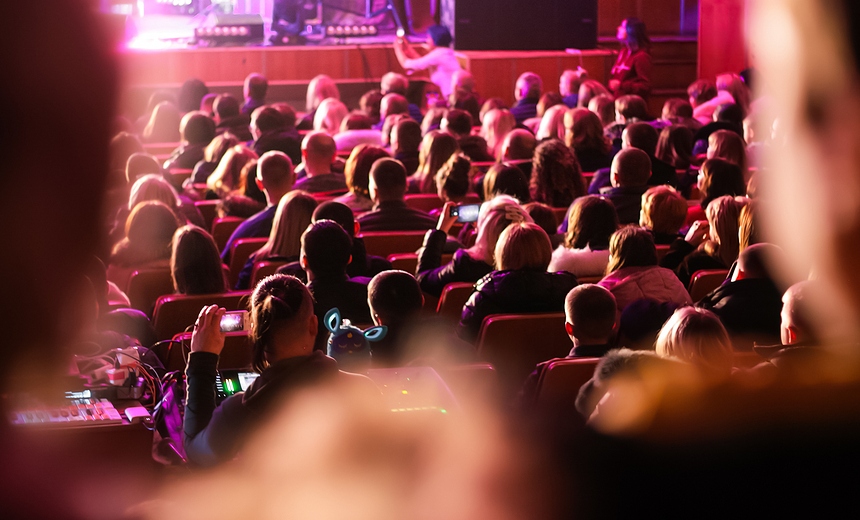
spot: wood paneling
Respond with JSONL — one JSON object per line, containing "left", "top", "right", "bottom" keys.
{"left": 698, "top": 0, "right": 748, "bottom": 79}
{"left": 598, "top": 0, "right": 699, "bottom": 37}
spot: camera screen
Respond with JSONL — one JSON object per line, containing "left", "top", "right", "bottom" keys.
{"left": 456, "top": 204, "right": 480, "bottom": 223}
{"left": 220, "top": 313, "right": 244, "bottom": 332}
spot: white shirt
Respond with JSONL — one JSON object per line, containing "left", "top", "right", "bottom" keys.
{"left": 548, "top": 245, "right": 611, "bottom": 279}
{"left": 403, "top": 47, "right": 461, "bottom": 98}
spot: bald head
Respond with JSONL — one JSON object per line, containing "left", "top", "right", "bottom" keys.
{"left": 737, "top": 243, "right": 784, "bottom": 280}
{"left": 781, "top": 281, "right": 823, "bottom": 346}
{"left": 301, "top": 131, "right": 336, "bottom": 176}
{"left": 244, "top": 73, "right": 267, "bottom": 101}
{"left": 368, "top": 158, "right": 407, "bottom": 202}
{"left": 257, "top": 151, "right": 295, "bottom": 204}
{"left": 611, "top": 148, "right": 652, "bottom": 187}
{"left": 380, "top": 93, "right": 409, "bottom": 121}
{"left": 381, "top": 72, "right": 409, "bottom": 95}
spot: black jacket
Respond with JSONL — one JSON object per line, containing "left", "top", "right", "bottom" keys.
{"left": 697, "top": 277, "right": 783, "bottom": 350}
{"left": 416, "top": 229, "right": 493, "bottom": 297}
{"left": 659, "top": 238, "right": 728, "bottom": 288}
{"left": 253, "top": 129, "right": 302, "bottom": 165}
{"left": 308, "top": 274, "right": 372, "bottom": 352}
{"left": 356, "top": 200, "right": 436, "bottom": 232}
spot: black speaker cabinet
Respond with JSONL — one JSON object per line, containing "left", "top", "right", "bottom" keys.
{"left": 440, "top": 0, "right": 597, "bottom": 51}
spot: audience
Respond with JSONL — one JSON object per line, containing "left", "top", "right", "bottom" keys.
{"left": 639, "top": 186, "right": 688, "bottom": 244}
{"left": 481, "top": 108, "right": 516, "bottom": 160}
{"left": 530, "top": 139, "right": 586, "bottom": 208}
{"left": 206, "top": 144, "right": 258, "bottom": 199}
{"left": 549, "top": 195, "right": 619, "bottom": 278}
{"left": 241, "top": 73, "right": 267, "bottom": 115}
{"left": 358, "top": 158, "right": 437, "bottom": 231}
{"left": 442, "top": 109, "right": 493, "bottom": 162}
{"left": 170, "top": 225, "right": 227, "bottom": 295}
{"left": 600, "top": 148, "right": 652, "bottom": 225}
{"left": 213, "top": 94, "right": 252, "bottom": 141}
{"left": 482, "top": 164, "right": 531, "bottom": 203}
{"left": 163, "top": 111, "right": 216, "bottom": 171}
{"left": 655, "top": 306, "right": 733, "bottom": 378}
{"left": 686, "top": 157, "right": 746, "bottom": 225}
{"left": 367, "top": 270, "right": 426, "bottom": 366}
{"left": 334, "top": 111, "right": 383, "bottom": 151}
{"left": 313, "top": 98, "right": 349, "bottom": 135}
{"left": 293, "top": 131, "right": 347, "bottom": 193}
{"left": 560, "top": 67, "right": 589, "bottom": 108}
{"left": 412, "top": 130, "right": 459, "bottom": 194}
{"left": 510, "top": 72, "right": 542, "bottom": 124}
{"left": 335, "top": 144, "right": 390, "bottom": 212}
{"left": 389, "top": 118, "right": 422, "bottom": 175}
{"left": 142, "top": 101, "right": 181, "bottom": 143}
{"left": 110, "top": 201, "right": 180, "bottom": 272}
{"left": 250, "top": 105, "right": 302, "bottom": 165}
{"left": 589, "top": 122, "right": 675, "bottom": 194}
{"left": 564, "top": 108, "right": 613, "bottom": 173}
{"left": 189, "top": 133, "right": 240, "bottom": 187}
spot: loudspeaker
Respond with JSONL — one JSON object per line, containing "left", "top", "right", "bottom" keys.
{"left": 440, "top": 0, "right": 597, "bottom": 51}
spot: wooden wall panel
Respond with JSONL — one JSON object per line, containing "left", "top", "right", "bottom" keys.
{"left": 698, "top": 0, "right": 748, "bottom": 79}
{"left": 598, "top": 0, "right": 698, "bottom": 37}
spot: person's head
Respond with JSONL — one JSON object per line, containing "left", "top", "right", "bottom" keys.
{"left": 640, "top": 186, "right": 687, "bottom": 236}
{"left": 300, "top": 219, "right": 352, "bottom": 279}
{"left": 622, "top": 122, "right": 660, "bottom": 156}
{"left": 263, "top": 190, "right": 317, "bottom": 260}
{"left": 655, "top": 307, "right": 733, "bottom": 375}
{"left": 494, "top": 221, "right": 552, "bottom": 271}
{"left": 536, "top": 104, "right": 568, "bottom": 141}
{"left": 738, "top": 199, "right": 761, "bottom": 251}
{"left": 241, "top": 159, "right": 266, "bottom": 204}
{"left": 565, "top": 195, "right": 619, "bottom": 250}
{"left": 467, "top": 196, "right": 533, "bottom": 264}
{"left": 417, "top": 130, "right": 459, "bottom": 193}
{"left": 390, "top": 118, "right": 422, "bottom": 155}
{"left": 142, "top": 101, "right": 181, "bottom": 142}
{"left": 249, "top": 274, "right": 317, "bottom": 372}
{"left": 564, "top": 285, "right": 617, "bottom": 345}
{"left": 698, "top": 158, "right": 746, "bottom": 208}
{"left": 250, "top": 106, "right": 286, "bottom": 140}
{"left": 200, "top": 92, "right": 218, "bottom": 117}
{"left": 379, "top": 93, "right": 409, "bottom": 121}
{"left": 340, "top": 111, "right": 374, "bottom": 132}
{"left": 426, "top": 24, "right": 453, "bottom": 47}
{"left": 369, "top": 158, "right": 408, "bottom": 203}
{"left": 499, "top": 128, "right": 537, "bottom": 162}
{"left": 170, "top": 225, "right": 226, "bottom": 295}
{"left": 273, "top": 102, "right": 298, "bottom": 129}
{"left": 715, "top": 73, "right": 751, "bottom": 116}
{"left": 256, "top": 151, "right": 295, "bottom": 204}
{"left": 179, "top": 110, "right": 216, "bottom": 147}
{"left": 213, "top": 94, "right": 241, "bottom": 122}
{"left": 577, "top": 80, "right": 611, "bottom": 109}
{"left": 306, "top": 74, "right": 340, "bottom": 112}
{"left": 208, "top": 145, "right": 258, "bottom": 195}
{"left": 359, "top": 89, "right": 384, "bottom": 124}
{"left": 313, "top": 98, "right": 349, "bottom": 135}
{"left": 128, "top": 173, "right": 180, "bottom": 211}
{"left": 705, "top": 195, "right": 748, "bottom": 267}
{"left": 481, "top": 108, "right": 516, "bottom": 159}
{"left": 435, "top": 153, "right": 472, "bottom": 201}
{"left": 450, "top": 89, "right": 481, "bottom": 123}
{"left": 606, "top": 226, "right": 658, "bottom": 274}
{"left": 301, "top": 131, "right": 337, "bottom": 175}
{"left": 655, "top": 125, "right": 694, "bottom": 170}
{"left": 524, "top": 202, "right": 558, "bottom": 239}
{"left": 441, "top": 108, "right": 473, "bottom": 137}
{"left": 780, "top": 281, "right": 822, "bottom": 346}
{"left": 560, "top": 68, "right": 589, "bottom": 98}
{"left": 313, "top": 201, "right": 357, "bottom": 237}
{"left": 483, "top": 164, "right": 530, "bottom": 202}
{"left": 515, "top": 72, "right": 543, "bottom": 102}
{"left": 707, "top": 130, "right": 748, "bottom": 175}
{"left": 367, "top": 270, "right": 424, "bottom": 328}
{"left": 588, "top": 94, "right": 617, "bottom": 127}
{"left": 687, "top": 79, "right": 718, "bottom": 108}
{"left": 244, "top": 73, "right": 268, "bottom": 102}
{"left": 380, "top": 72, "right": 409, "bottom": 96}
{"left": 479, "top": 97, "right": 508, "bottom": 123}
{"left": 661, "top": 98, "right": 695, "bottom": 121}
{"left": 713, "top": 103, "right": 745, "bottom": 130}
{"left": 610, "top": 148, "right": 651, "bottom": 188}
{"left": 615, "top": 95, "right": 649, "bottom": 124}
{"left": 125, "top": 153, "right": 160, "bottom": 184}
{"left": 530, "top": 138, "right": 585, "bottom": 207}
{"left": 344, "top": 144, "right": 390, "bottom": 198}
{"left": 178, "top": 78, "right": 209, "bottom": 113}
{"left": 110, "top": 132, "right": 144, "bottom": 173}
{"left": 203, "top": 132, "right": 240, "bottom": 164}
{"left": 735, "top": 242, "right": 783, "bottom": 281}
{"left": 420, "top": 107, "right": 447, "bottom": 135}
{"left": 617, "top": 17, "right": 650, "bottom": 50}
{"left": 537, "top": 92, "right": 564, "bottom": 118}
{"left": 116, "top": 200, "right": 180, "bottom": 262}
{"left": 565, "top": 107, "right": 610, "bottom": 155}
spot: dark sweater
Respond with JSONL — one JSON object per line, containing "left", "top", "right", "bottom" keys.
{"left": 416, "top": 229, "right": 493, "bottom": 297}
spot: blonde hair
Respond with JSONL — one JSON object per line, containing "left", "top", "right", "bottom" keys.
{"left": 536, "top": 105, "right": 567, "bottom": 141}
{"left": 256, "top": 191, "right": 317, "bottom": 260}
{"left": 203, "top": 133, "right": 240, "bottom": 164}
{"left": 306, "top": 74, "right": 340, "bottom": 112}
{"left": 128, "top": 174, "right": 180, "bottom": 211}
{"left": 704, "top": 195, "right": 749, "bottom": 267}
{"left": 481, "top": 108, "right": 516, "bottom": 159}
{"left": 206, "top": 145, "right": 258, "bottom": 197}
{"left": 494, "top": 221, "right": 552, "bottom": 271}
{"left": 313, "top": 98, "right": 348, "bottom": 135}
{"left": 655, "top": 306, "right": 733, "bottom": 375}
{"left": 640, "top": 186, "right": 687, "bottom": 235}
{"left": 467, "top": 196, "right": 534, "bottom": 265}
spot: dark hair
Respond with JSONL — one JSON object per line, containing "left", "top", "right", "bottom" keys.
{"left": 427, "top": 24, "right": 453, "bottom": 47}
{"left": 699, "top": 158, "right": 746, "bottom": 208}
{"left": 111, "top": 201, "right": 180, "bottom": 267}
{"left": 245, "top": 73, "right": 268, "bottom": 101}
{"left": 612, "top": 148, "right": 652, "bottom": 187}
{"left": 241, "top": 159, "right": 267, "bottom": 205}
{"left": 606, "top": 226, "right": 658, "bottom": 274}
{"left": 565, "top": 284, "right": 617, "bottom": 341}
{"left": 530, "top": 139, "right": 585, "bottom": 208}
{"left": 125, "top": 153, "right": 160, "bottom": 184}
{"left": 537, "top": 92, "right": 564, "bottom": 118}
{"left": 253, "top": 106, "right": 286, "bottom": 133}
{"left": 345, "top": 144, "right": 390, "bottom": 197}
{"left": 342, "top": 111, "right": 373, "bottom": 131}
{"left": 182, "top": 112, "right": 216, "bottom": 146}
{"left": 301, "top": 220, "right": 352, "bottom": 277}
{"left": 171, "top": 225, "right": 226, "bottom": 295}
{"left": 367, "top": 270, "right": 423, "bottom": 327}
{"left": 110, "top": 132, "right": 144, "bottom": 173}
{"left": 250, "top": 274, "right": 313, "bottom": 372}
{"left": 615, "top": 95, "right": 650, "bottom": 121}
{"left": 436, "top": 153, "right": 472, "bottom": 200}
{"left": 523, "top": 202, "right": 558, "bottom": 239}
{"left": 450, "top": 90, "right": 481, "bottom": 122}
{"left": 370, "top": 158, "right": 408, "bottom": 199}
{"left": 687, "top": 80, "right": 718, "bottom": 106}
{"left": 565, "top": 195, "right": 619, "bottom": 250}
{"left": 484, "top": 164, "right": 530, "bottom": 202}
{"left": 393, "top": 118, "right": 422, "bottom": 153}
{"left": 178, "top": 78, "right": 209, "bottom": 113}
{"left": 444, "top": 109, "right": 473, "bottom": 136}
{"left": 624, "top": 122, "right": 659, "bottom": 156}
{"left": 313, "top": 201, "right": 356, "bottom": 237}
{"left": 656, "top": 125, "right": 694, "bottom": 170}
{"left": 714, "top": 103, "right": 745, "bottom": 131}
{"left": 214, "top": 94, "right": 240, "bottom": 120}
{"left": 662, "top": 98, "right": 694, "bottom": 120}
{"left": 270, "top": 102, "right": 297, "bottom": 129}
{"left": 622, "top": 17, "right": 651, "bottom": 50}
{"left": 360, "top": 89, "right": 384, "bottom": 124}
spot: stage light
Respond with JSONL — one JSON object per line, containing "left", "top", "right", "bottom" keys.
{"left": 195, "top": 14, "right": 264, "bottom": 46}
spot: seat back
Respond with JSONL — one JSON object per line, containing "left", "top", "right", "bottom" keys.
{"left": 689, "top": 269, "right": 729, "bottom": 301}
{"left": 250, "top": 259, "right": 289, "bottom": 287}
{"left": 358, "top": 231, "right": 426, "bottom": 258}
{"left": 228, "top": 237, "right": 267, "bottom": 288}
{"left": 152, "top": 291, "right": 251, "bottom": 341}
{"left": 162, "top": 332, "right": 254, "bottom": 372}
{"left": 404, "top": 194, "right": 443, "bottom": 213}
{"left": 127, "top": 268, "right": 176, "bottom": 316}
{"left": 211, "top": 216, "right": 245, "bottom": 253}
{"left": 165, "top": 168, "right": 193, "bottom": 190}
{"left": 552, "top": 207, "right": 568, "bottom": 227}
{"left": 533, "top": 357, "right": 600, "bottom": 409}
{"left": 194, "top": 200, "right": 221, "bottom": 230}
{"left": 655, "top": 244, "right": 671, "bottom": 262}
{"left": 388, "top": 253, "right": 453, "bottom": 275}
{"left": 476, "top": 313, "right": 570, "bottom": 398}
{"left": 436, "top": 282, "right": 476, "bottom": 322}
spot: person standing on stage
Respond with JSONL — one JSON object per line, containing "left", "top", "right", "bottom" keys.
{"left": 608, "top": 17, "right": 652, "bottom": 99}
{"left": 393, "top": 25, "right": 462, "bottom": 99}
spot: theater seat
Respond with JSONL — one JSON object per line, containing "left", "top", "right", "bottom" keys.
{"left": 227, "top": 237, "right": 267, "bottom": 288}
{"left": 194, "top": 200, "right": 220, "bottom": 230}
{"left": 250, "top": 259, "right": 289, "bottom": 287}
{"left": 151, "top": 291, "right": 251, "bottom": 341}
{"left": 532, "top": 357, "right": 600, "bottom": 409}
{"left": 211, "top": 216, "right": 245, "bottom": 253}
{"left": 388, "top": 253, "right": 453, "bottom": 275}
{"left": 126, "top": 267, "right": 176, "bottom": 316}
{"left": 552, "top": 207, "right": 568, "bottom": 227}
{"left": 358, "top": 231, "right": 426, "bottom": 258}
{"left": 476, "top": 312, "right": 570, "bottom": 399}
{"left": 436, "top": 282, "right": 476, "bottom": 322}
{"left": 656, "top": 244, "right": 671, "bottom": 262}
{"left": 165, "top": 168, "right": 193, "bottom": 191}
{"left": 404, "top": 194, "right": 444, "bottom": 213}
{"left": 159, "top": 331, "right": 254, "bottom": 372}
{"left": 689, "top": 269, "right": 729, "bottom": 302}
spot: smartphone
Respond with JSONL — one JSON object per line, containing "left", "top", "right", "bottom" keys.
{"left": 449, "top": 203, "right": 480, "bottom": 223}
{"left": 220, "top": 310, "right": 250, "bottom": 333}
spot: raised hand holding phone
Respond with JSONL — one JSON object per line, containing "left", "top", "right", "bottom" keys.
{"left": 437, "top": 201, "right": 459, "bottom": 234}
{"left": 190, "top": 305, "right": 227, "bottom": 355}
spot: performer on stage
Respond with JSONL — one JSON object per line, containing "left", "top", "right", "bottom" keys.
{"left": 271, "top": 0, "right": 310, "bottom": 44}
{"left": 609, "top": 18, "right": 652, "bottom": 99}
{"left": 393, "top": 25, "right": 462, "bottom": 99}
